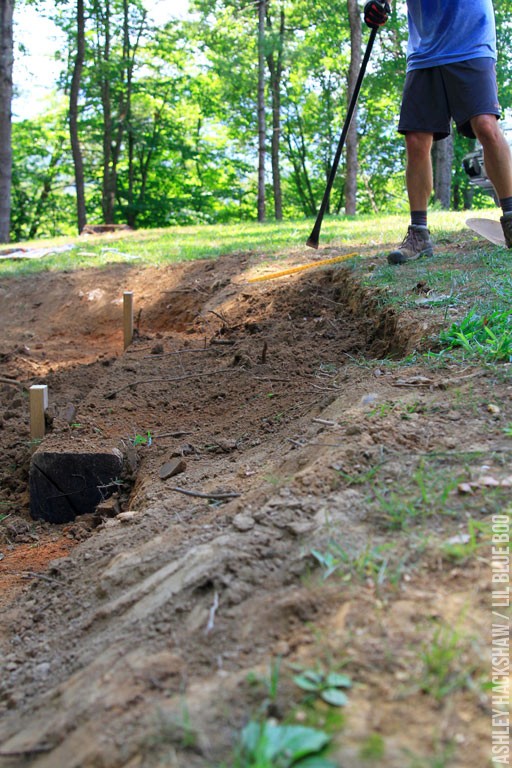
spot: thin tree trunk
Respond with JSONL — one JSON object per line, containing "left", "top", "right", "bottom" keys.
{"left": 345, "top": 0, "right": 361, "bottom": 215}
{"left": 433, "top": 134, "right": 454, "bottom": 209}
{"left": 0, "top": 0, "right": 14, "bottom": 243}
{"left": 266, "top": 5, "right": 284, "bottom": 220}
{"left": 69, "top": 0, "right": 87, "bottom": 233}
{"left": 100, "top": 0, "right": 115, "bottom": 223}
{"left": 257, "top": 0, "right": 266, "bottom": 222}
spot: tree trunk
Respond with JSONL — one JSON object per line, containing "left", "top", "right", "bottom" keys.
{"left": 433, "top": 134, "right": 454, "bottom": 209}
{"left": 345, "top": 0, "right": 361, "bottom": 215}
{"left": 257, "top": 0, "right": 266, "bottom": 222}
{"left": 69, "top": 0, "right": 87, "bottom": 233}
{"left": 0, "top": 0, "right": 14, "bottom": 243}
{"left": 266, "top": 5, "right": 284, "bottom": 221}
{"left": 100, "top": 0, "right": 115, "bottom": 223}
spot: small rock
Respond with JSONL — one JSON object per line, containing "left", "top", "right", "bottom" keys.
{"left": 232, "top": 513, "right": 255, "bottom": 532}
{"left": 95, "top": 497, "right": 121, "bottom": 518}
{"left": 361, "top": 393, "right": 379, "bottom": 406}
{"left": 34, "top": 662, "right": 51, "bottom": 679}
{"left": 159, "top": 458, "right": 187, "bottom": 480}
{"left": 117, "top": 511, "right": 140, "bottom": 523}
{"left": 444, "top": 533, "right": 471, "bottom": 546}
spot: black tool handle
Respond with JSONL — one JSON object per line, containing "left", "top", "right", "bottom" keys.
{"left": 306, "top": 26, "right": 378, "bottom": 249}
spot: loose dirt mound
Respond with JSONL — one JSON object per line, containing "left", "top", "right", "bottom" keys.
{"left": 0, "top": 250, "right": 500, "bottom": 767}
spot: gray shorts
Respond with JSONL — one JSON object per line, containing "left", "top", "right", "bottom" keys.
{"left": 398, "top": 57, "right": 501, "bottom": 140}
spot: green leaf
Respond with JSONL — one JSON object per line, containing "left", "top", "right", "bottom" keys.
{"left": 325, "top": 672, "right": 352, "bottom": 689}
{"left": 293, "top": 673, "right": 322, "bottom": 691}
{"left": 241, "top": 722, "right": 330, "bottom": 765}
{"left": 269, "top": 725, "right": 330, "bottom": 761}
{"left": 295, "top": 758, "right": 338, "bottom": 768}
{"left": 320, "top": 688, "right": 349, "bottom": 707}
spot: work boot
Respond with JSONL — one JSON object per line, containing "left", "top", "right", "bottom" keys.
{"left": 387, "top": 225, "right": 434, "bottom": 265}
{"left": 500, "top": 212, "right": 512, "bottom": 248}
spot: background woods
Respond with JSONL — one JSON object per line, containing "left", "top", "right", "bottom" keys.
{"left": 4, "top": 0, "right": 512, "bottom": 242}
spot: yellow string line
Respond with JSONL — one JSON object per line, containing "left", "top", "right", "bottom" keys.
{"left": 247, "top": 252, "right": 358, "bottom": 283}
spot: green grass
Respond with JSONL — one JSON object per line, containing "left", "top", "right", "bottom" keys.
{"left": 0, "top": 210, "right": 478, "bottom": 278}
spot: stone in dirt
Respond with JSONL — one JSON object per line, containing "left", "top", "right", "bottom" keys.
{"left": 158, "top": 457, "right": 186, "bottom": 480}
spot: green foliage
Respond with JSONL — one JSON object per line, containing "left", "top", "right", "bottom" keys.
{"left": 132, "top": 430, "right": 152, "bottom": 446}
{"left": 439, "top": 308, "right": 512, "bottom": 362}
{"left": 234, "top": 720, "right": 336, "bottom": 768}
{"left": 292, "top": 668, "right": 352, "bottom": 707}
{"left": 12, "top": 0, "right": 510, "bottom": 235}
{"left": 440, "top": 518, "right": 489, "bottom": 562}
{"left": 359, "top": 733, "right": 386, "bottom": 761}
{"left": 311, "top": 540, "right": 395, "bottom": 583}
{"left": 419, "top": 624, "right": 472, "bottom": 701}
{"left": 372, "top": 460, "right": 460, "bottom": 530}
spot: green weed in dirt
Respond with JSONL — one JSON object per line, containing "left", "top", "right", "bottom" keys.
{"left": 440, "top": 517, "right": 491, "bottom": 562}
{"left": 367, "top": 456, "right": 505, "bottom": 530}
{"left": 419, "top": 623, "right": 475, "bottom": 702}
{"left": 359, "top": 733, "right": 386, "bottom": 761}
{"left": 231, "top": 720, "right": 336, "bottom": 768}
{"left": 246, "top": 657, "right": 282, "bottom": 716}
{"left": 311, "top": 540, "right": 398, "bottom": 585}
{"left": 438, "top": 308, "right": 512, "bottom": 362}
{"left": 292, "top": 667, "right": 352, "bottom": 707}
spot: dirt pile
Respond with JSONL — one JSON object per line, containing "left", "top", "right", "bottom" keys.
{"left": 0, "top": 249, "right": 500, "bottom": 767}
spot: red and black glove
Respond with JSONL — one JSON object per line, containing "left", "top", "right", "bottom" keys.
{"left": 363, "top": 0, "right": 391, "bottom": 28}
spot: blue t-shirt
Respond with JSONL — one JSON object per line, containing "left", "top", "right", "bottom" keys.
{"left": 406, "top": 0, "right": 497, "bottom": 71}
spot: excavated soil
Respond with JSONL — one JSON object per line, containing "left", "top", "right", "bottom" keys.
{"left": 0, "top": 247, "right": 506, "bottom": 767}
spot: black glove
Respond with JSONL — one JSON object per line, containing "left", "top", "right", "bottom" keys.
{"left": 363, "top": 0, "right": 391, "bottom": 28}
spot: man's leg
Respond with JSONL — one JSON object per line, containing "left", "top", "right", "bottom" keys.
{"left": 387, "top": 131, "right": 435, "bottom": 264}
{"left": 471, "top": 114, "right": 512, "bottom": 248}
{"left": 471, "top": 115, "right": 512, "bottom": 199}
{"left": 405, "top": 131, "right": 434, "bottom": 210}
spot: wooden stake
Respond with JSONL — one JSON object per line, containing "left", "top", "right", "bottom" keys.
{"left": 123, "top": 291, "right": 134, "bottom": 349}
{"left": 29, "top": 384, "right": 48, "bottom": 445}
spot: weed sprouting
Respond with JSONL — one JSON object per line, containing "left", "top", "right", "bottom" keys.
{"left": 438, "top": 308, "right": 512, "bottom": 362}
{"left": 419, "top": 623, "right": 474, "bottom": 701}
{"left": 440, "top": 517, "right": 491, "bottom": 562}
{"left": 231, "top": 720, "right": 336, "bottom": 768}
{"left": 359, "top": 732, "right": 386, "bottom": 760}
{"left": 246, "top": 657, "right": 282, "bottom": 715}
{"left": 292, "top": 666, "right": 352, "bottom": 707}
{"left": 371, "top": 460, "right": 461, "bottom": 530}
{"left": 132, "top": 430, "right": 152, "bottom": 446}
{"left": 311, "top": 540, "right": 398, "bottom": 584}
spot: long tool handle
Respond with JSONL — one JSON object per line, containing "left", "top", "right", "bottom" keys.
{"left": 306, "top": 26, "right": 378, "bottom": 249}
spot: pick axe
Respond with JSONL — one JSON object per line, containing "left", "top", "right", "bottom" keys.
{"left": 306, "top": 26, "right": 378, "bottom": 249}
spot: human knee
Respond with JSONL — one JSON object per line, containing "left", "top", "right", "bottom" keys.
{"left": 405, "top": 132, "right": 433, "bottom": 161}
{"left": 471, "top": 115, "right": 502, "bottom": 147}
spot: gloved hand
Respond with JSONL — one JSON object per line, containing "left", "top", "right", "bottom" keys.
{"left": 363, "top": 0, "right": 391, "bottom": 28}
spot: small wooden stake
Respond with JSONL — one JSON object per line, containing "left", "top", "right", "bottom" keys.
{"left": 30, "top": 384, "right": 48, "bottom": 445}
{"left": 123, "top": 291, "right": 134, "bottom": 349}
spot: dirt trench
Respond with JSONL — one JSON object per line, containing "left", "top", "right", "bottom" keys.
{"left": 0, "top": 253, "right": 492, "bottom": 767}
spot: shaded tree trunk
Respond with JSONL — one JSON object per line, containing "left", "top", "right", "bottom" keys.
{"left": 345, "top": 0, "right": 361, "bottom": 215}
{"left": 257, "top": 0, "right": 266, "bottom": 221}
{"left": 266, "top": 4, "right": 284, "bottom": 220}
{"left": 69, "top": 0, "right": 87, "bottom": 233}
{"left": 0, "top": 0, "right": 14, "bottom": 242}
{"left": 99, "top": 0, "right": 115, "bottom": 223}
{"left": 433, "top": 134, "right": 454, "bottom": 209}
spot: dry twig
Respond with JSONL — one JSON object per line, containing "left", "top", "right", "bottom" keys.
{"left": 170, "top": 486, "right": 241, "bottom": 500}
{"left": 105, "top": 368, "right": 239, "bottom": 399}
